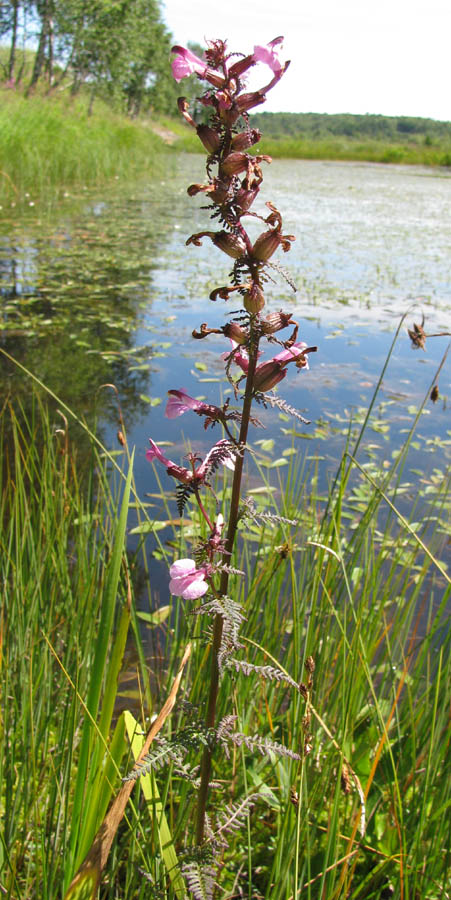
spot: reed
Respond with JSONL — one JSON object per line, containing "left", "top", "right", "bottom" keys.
{"left": 0, "top": 90, "right": 166, "bottom": 202}
{"left": 0, "top": 353, "right": 449, "bottom": 898}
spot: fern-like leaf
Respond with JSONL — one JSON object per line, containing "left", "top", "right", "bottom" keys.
{"left": 123, "top": 724, "right": 216, "bottom": 782}
{"left": 267, "top": 259, "right": 298, "bottom": 292}
{"left": 175, "top": 482, "right": 197, "bottom": 515}
{"left": 254, "top": 391, "right": 310, "bottom": 425}
{"left": 214, "top": 794, "right": 259, "bottom": 843}
{"left": 242, "top": 496, "right": 299, "bottom": 527}
{"left": 226, "top": 657, "right": 299, "bottom": 690}
{"left": 216, "top": 717, "right": 301, "bottom": 761}
{"left": 180, "top": 848, "right": 218, "bottom": 900}
{"left": 196, "top": 596, "right": 246, "bottom": 668}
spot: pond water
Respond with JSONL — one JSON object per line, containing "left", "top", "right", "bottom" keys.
{"left": 1, "top": 155, "right": 450, "bottom": 601}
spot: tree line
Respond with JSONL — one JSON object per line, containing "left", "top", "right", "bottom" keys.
{"left": 0, "top": 0, "right": 184, "bottom": 115}
{"left": 249, "top": 111, "right": 451, "bottom": 143}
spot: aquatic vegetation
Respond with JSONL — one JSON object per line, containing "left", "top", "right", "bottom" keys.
{"left": 1, "top": 32, "right": 450, "bottom": 900}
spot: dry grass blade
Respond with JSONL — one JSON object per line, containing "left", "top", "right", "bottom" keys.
{"left": 64, "top": 643, "right": 192, "bottom": 898}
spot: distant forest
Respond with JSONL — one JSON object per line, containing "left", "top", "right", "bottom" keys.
{"left": 249, "top": 111, "right": 451, "bottom": 144}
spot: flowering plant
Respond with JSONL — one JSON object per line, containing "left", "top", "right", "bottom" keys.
{"left": 143, "top": 35, "right": 318, "bottom": 880}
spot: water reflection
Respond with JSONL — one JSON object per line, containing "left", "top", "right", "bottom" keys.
{"left": 1, "top": 157, "right": 449, "bottom": 591}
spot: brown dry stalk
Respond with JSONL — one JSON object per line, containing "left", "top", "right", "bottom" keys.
{"left": 64, "top": 643, "right": 192, "bottom": 898}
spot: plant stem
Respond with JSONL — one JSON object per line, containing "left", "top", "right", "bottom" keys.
{"left": 195, "top": 338, "right": 260, "bottom": 844}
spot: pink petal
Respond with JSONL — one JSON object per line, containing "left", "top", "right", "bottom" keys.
{"left": 169, "top": 558, "right": 196, "bottom": 578}
{"left": 253, "top": 39, "right": 284, "bottom": 75}
{"left": 166, "top": 389, "right": 201, "bottom": 419}
{"left": 271, "top": 342, "right": 307, "bottom": 364}
{"left": 180, "top": 577, "right": 209, "bottom": 600}
{"left": 168, "top": 559, "right": 209, "bottom": 599}
{"left": 171, "top": 46, "right": 207, "bottom": 82}
{"left": 146, "top": 439, "right": 172, "bottom": 467}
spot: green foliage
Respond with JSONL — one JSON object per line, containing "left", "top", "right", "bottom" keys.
{"left": 1, "top": 362, "right": 450, "bottom": 897}
{"left": 0, "top": 396, "right": 136, "bottom": 897}
{"left": 242, "top": 112, "right": 451, "bottom": 167}
{"left": 0, "top": 0, "right": 179, "bottom": 115}
{"left": 250, "top": 110, "right": 451, "bottom": 143}
{"left": 255, "top": 135, "right": 451, "bottom": 166}
{"left": 0, "top": 87, "right": 168, "bottom": 200}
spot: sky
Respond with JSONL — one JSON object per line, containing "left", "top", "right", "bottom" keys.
{"left": 162, "top": 0, "right": 451, "bottom": 122}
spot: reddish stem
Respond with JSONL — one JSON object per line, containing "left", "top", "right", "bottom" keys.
{"left": 195, "top": 339, "right": 260, "bottom": 844}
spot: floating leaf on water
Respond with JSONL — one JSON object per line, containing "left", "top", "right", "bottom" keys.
{"left": 194, "top": 362, "right": 208, "bottom": 371}
{"left": 137, "top": 605, "right": 171, "bottom": 625}
{"left": 255, "top": 439, "right": 275, "bottom": 452}
{"left": 139, "top": 394, "right": 162, "bottom": 406}
{"left": 129, "top": 520, "right": 170, "bottom": 534}
{"left": 248, "top": 486, "right": 277, "bottom": 494}
{"left": 268, "top": 458, "right": 288, "bottom": 468}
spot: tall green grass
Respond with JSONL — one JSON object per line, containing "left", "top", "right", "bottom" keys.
{"left": 0, "top": 90, "right": 167, "bottom": 202}
{"left": 1, "top": 365, "right": 450, "bottom": 898}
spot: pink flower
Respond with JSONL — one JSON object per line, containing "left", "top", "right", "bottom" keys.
{"left": 165, "top": 389, "right": 233, "bottom": 431}
{"left": 224, "top": 340, "right": 312, "bottom": 391}
{"left": 169, "top": 559, "right": 209, "bottom": 599}
{"left": 146, "top": 439, "right": 192, "bottom": 483}
{"left": 252, "top": 37, "right": 284, "bottom": 75}
{"left": 270, "top": 344, "right": 309, "bottom": 366}
{"left": 222, "top": 340, "right": 251, "bottom": 374}
{"left": 165, "top": 389, "right": 204, "bottom": 419}
{"left": 171, "top": 46, "right": 207, "bottom": 82}
{"left": 253, "top": 342, "right": 310, "bottom": 391}
{"left": 252, "top": 361, "right": 287, "bottom": 391}
{"left": 146, "top": 438, "right": 236, "bottom": 483}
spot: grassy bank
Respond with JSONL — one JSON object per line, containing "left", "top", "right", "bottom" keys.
{"left": 0, "top": 89, "right": 167, "bottom": 203}
{"left": 1, "top": 354, "right": 450, "bottom": 898}
{"left": 172, "top": 125, "right": 451, "bottom": 167}
{"left": 3, "top": 92, "right": 450, "bottom": 209}
{"left": 258, "top": 135, "right": 451, "bottom": 166}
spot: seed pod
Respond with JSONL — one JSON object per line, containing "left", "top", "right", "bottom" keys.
{"left": 213, "top": 231, "right": 247, "bottom": 259}
{"left": 260, "top": 311, "right": 294, "bottom": 333}
{"left": 243, "top": 284, "right": 265, "bottom": 314}
{"left": 231, "top": 129, "right": 261, "bottom": 150}
{"left": 221, "top": 151, "right": 249, "bottom": 176}
{"left": 222, "top": 323, "right": 248, "bottom": 344}
{"left": 196, "top": 124, "right": 221, "bottom": 153}
{"left": 251, "top": 229, "right": 281, "bottom": 262}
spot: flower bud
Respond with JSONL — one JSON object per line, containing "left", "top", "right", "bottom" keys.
{"left": 222, "top": 323, "right": 248, "bottom": 344}
{"left": 243, "top": 284, "right": 265, "bottom": 313}
{"left": 196, "top": 124, "right": 221, "bottom": 153}
{"left": 213, "top": 231, "right": 246, "bottom": 259}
